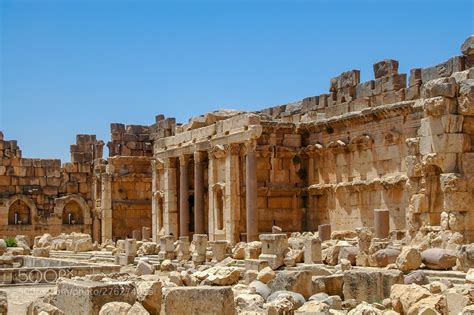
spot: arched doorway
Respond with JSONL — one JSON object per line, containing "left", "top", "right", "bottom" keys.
{"left": 62, "top": 200, "right": 84, "bottom": 225}
{"left": 8, "top": 199, "right": 31, "bottom": 225}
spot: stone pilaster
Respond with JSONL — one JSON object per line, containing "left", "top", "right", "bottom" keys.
{"left": 100, "top": 173, "right": 112, "bottom": 243}
{"left": 151, "top": 159, "right": 158, "bottom": 242}
{"left": 245, "top": 140, "right": 258, "bottom": 242}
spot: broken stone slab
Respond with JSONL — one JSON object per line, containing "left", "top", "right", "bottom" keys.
{"left": 56, "top": 278, "right": 137, "bottom": 315}
{"left": 342, "top": 268, "right": 404, "bottom": 303}
{"left": 258, "top": 234, "right": 288, "bottom": 270}
{"left": 176, "top": 236, "right": 190, "bottom": 261}
{"left": 457, "top": 244, "right": 474, "bottom": 272}
{"left": 421, "top": 248, "right": 457, "bottom": 270}
{"left": 304, "top": 237, "right": 322, "bottom": 264}
{"left": 136, "top": 280, "right": 161, "bottom": 315}
{"left": 125, "top": 238, "right": 138, "bottom": 257}
{"left": 211, "top": 240, "right": 228, "bottom": 263}
{"left": 421, "top": 77, "right": 458, "bottom": 98}
{"left": 267, "top": 291, "right": 306, "bottom": 309}
{"left": 98, "top": 302, "right": 132, "bottom": 314}
{"left": 157, "top": 235, "right": 175, "bottom": 261}
{"left": 267, "top": 270, "right": 313, "bottom": 300}
{"left": 163, "top": 286, "right": 234, "bottom": 314}
{"left": 373, "top": 59, "right": 399, "bottom": 79}
{"left": 396, "top": 246, "right": 422, "bottom": 273}
{"left": 191, "top": 234, "right": 207, "bottom": 265}
{"left": 318, "top": 225, "right": 331, "bottom": 242}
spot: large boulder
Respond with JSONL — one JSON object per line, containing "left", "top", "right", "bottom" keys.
{"left": 295, "top": 301, "right": 330, "bottom": 314}
{"left": 249, "top": 280, "right": 271, "bottom": 300}
{"left": 396, "top": 247, "right": 422, "bottom": 272}
{"left": 234, "top": 293, "right": 265, "bottom": 313}
{"left": 127, "top": 302, "right": 149, "bottom": 315}
{"left": 407, "top": 294, "right": 447, "bottom": 315}
{"left": 27, "top": 300, "right": 64, "bottom": 315}
{"left": 267, "top": 271, "right": 312, "bottom": 299}
{"left": 404, "top": 270, "right": 429, "bottom": 285}
{"left": 337, "top": 246, "right": 359, "bottom": 265}
{"left": 457, "top": 244, "right": 474, "bottom": 272}
{"left": 163, "top": 287, "right": 234, "bottom": 314}
{"left": 343, "top": 268, "right": 404, "bottom": 303}
{"left": 369, "top": 248, "right": 400, "bottom": 267}
{"left": 136, "top": 280, "right": 161, "bottom": 314}
{"left": 136, "top": 261, "right": 154, "bottom": 276}
{"left": 38, "top": 234, "right": 52, "bottom": 248}
{"left": 421, "top": 248, "right": 457, "bottom": 270}
{"left": 257, "top": 266, "right": 275, "bottom": 284}
{"left": 312, "top": 274, "right": 344, "bottom": 297}
{"left": 99, "top": 302, "right": 132, "bottom": 315}
{"left": 267, "top": 291, "right": 306, "bottom": 309}
{"left": 74, "top": 238, "right": 93, "bottom": 253}
{"left": 347, "top": 302, "right": 382, "bottom": 315}
{"left": 390, "top": 284, "right": 431, "bottom": 314}
{"left": 205, "top": 267, "right": 241, "bottom": 286}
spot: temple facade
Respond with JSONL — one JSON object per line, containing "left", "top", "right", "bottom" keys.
{"left": 1, "top": 36, "right": 474, "bottom": 245}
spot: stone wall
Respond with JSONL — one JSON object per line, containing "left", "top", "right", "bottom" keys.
{"left": 0, "top": 133, "right": 100, "bottom": 242}
{"left": 1, "top": 36, "right": 473, "bottom": 245}
{"left": 152, "top": 36, "right": 474, "bottom": 244}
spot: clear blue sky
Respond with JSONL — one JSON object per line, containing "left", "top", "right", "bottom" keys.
{"left": 0, "top": 0, "right": 472, "bottom": 162}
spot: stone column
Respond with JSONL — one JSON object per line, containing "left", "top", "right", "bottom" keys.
{"left": 192, "top": 234, "right": 208, "bottom": 265}
{"left": 194, "top": 151, "right": 206, "bottom": 235}
{"left": 100, "top": 173, "right": 112, "bottom": 243}
{"left": 225, "top": 144, "right": 241, "bottom": 244}
{"left": 158, "top": 235, "right": 176, "bottom": 260}
{"left": 164, "top": 158, "right": 178, "bottom": 237}
{"left": 318, "top": 224, "right": 332, "bottom": 242}
{"left": 259, "top": 234, "right": 288, "bottom": 270}
{"left": 245, "top": 140, "right": 258, "bottom": 242}
{"left": 177, "top": 236, "right": 191, "bottom": 261}
{"left": 151, "top": 159, "right": 158, "bottom": 242}
{"left": 179, "top": 155, "right": 190, "bottom": 237}
{"left": 304, "top": 237, "right": 322, "bottom": 264}
{"left": 374, "top": 209, "right": 390, "bottom": 238}
{"left": 212, "top": 240, "right": 228, "bottom": 263}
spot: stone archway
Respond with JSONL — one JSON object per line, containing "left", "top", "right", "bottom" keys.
{"left": 62, "top": 200, "right": 84, "bottom": 224}
{"left": 54, "top": 195, "right": 92, "bottom": 225}
{"left": 5, "top": 195, "right": 37, "bottom": 225}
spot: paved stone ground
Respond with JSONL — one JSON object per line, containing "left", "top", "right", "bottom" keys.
{"left": 1, "top": 284, "right": 55, "bottom": 315}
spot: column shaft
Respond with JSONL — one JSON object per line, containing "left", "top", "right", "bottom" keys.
{"left": 194, "top": 152, "right": 205, "bottom": 234}
{"left": 246, "top": 144, "right": 258, "bottom": 242}
{"left": 179, "top": 156, "right": 190, "bottom": 236}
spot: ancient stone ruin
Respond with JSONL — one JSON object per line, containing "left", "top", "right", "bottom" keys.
{"left": 0, "top": 36, "right": 473, "bottom": 314}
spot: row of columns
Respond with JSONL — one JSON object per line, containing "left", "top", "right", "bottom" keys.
{"left": 160, "top": 140, "right": 259, "bottom": 243}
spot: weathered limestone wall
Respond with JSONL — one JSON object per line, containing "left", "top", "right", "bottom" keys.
{"left": 0, "top": 134, "right": 100, "bottom": 242}
{"left": 151, "top": 36, "right": 474, "bottom": 244}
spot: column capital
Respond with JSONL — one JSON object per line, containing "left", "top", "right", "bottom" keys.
{"left": 208, "top": 145, "right": 226, "bottom": 160}
{"left": 164, "top": 157, "right": 178, "bottom": 168}
{"left": 179, "top": 154, "right": 191, "bottom": 167}
{"left": 244, "top": 139, "right": 257, "bottom": 154}
{"left": 151, "top": 158, "right": 165, "bottom": 170}
{"left": 194, "top": 151, "right": 207, "bottom": 163}
{"left": 225, "top": 143, "right": 241, "bottom": 156}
